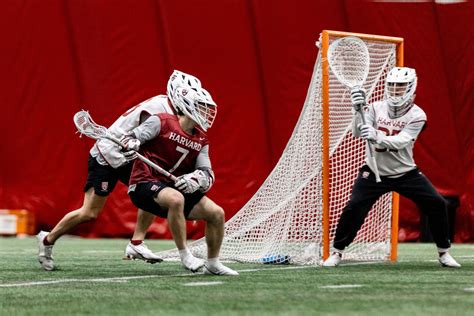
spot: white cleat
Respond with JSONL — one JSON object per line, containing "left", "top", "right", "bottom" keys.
{"left": 123, "top": 242, "right": 163, "bottom": 264}
{"left": 37, "top": 231, "right": 55, "bottom": 271}
{"left": 322, "top": 252, "right": 342, "bottom": 267}
{"left": 439, "top": 253, "right": 461, "bottom": 268}
{"left": 203, "top": 262, "right": 239, "bottom": 276}
{"left": 181, "top": 255, "right": 205, "bottom": 273}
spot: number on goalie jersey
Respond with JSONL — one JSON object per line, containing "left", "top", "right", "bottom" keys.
{"left": 360, "top": 100, "right": 426, "bottom": 177}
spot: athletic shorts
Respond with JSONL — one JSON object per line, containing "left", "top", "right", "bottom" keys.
{"left": 128, "top": 182, "right": 205, "bottom": 219}
{"left": 83, "top": 155, "right": 133, "bottom": 196}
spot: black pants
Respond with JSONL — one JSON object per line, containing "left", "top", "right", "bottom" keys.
{"left": 333, "top": 165, "right": 450, "bottom": 250}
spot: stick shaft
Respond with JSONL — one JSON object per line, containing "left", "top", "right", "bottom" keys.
{"left": 359, "top": 111, "right": 381, "bottom": 183}
{"left": 103, "top": 134, "right": 178, "bottom": 182}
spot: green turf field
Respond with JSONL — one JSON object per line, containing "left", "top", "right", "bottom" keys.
{"left": 0, "top": 237, "right": 473, "bottom": 316}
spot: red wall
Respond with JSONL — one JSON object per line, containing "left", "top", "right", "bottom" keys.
{"left": 1, "top": 0, "right": 473, "bottom": 242}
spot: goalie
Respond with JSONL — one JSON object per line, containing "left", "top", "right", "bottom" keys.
{"left": 323, "top": 67, "right": 460, "bottom": 268}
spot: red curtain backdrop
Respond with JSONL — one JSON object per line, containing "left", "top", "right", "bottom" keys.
{"left": 1, "top": 0, "right": 473, "bottom": 242}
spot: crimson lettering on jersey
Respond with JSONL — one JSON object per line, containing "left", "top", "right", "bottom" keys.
{"left": 130, "top": 113, "right": 209, "bottom": 186}
{"left": 374, "top": 114, "right": 405, "bottom": 153}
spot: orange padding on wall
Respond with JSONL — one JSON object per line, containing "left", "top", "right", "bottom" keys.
{"left": 0, "top": 210, "right": 36, "bottom": 236}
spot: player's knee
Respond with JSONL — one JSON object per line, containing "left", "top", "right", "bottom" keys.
{"left": 166, "top": 191, "right": 185, "bottom": 210}
{"left": 432, "top": 196, "right": 447, "bottom": 212}
{"left": 209, "top": 205, "right": 225, "bottom": 224}
{"left": 79, "top": 208, "right": 101, "bottom": 221}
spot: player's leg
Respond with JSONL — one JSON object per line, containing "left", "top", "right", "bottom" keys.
{"left": 158, "top": 188, "right": 205, "bottom": 271}
{"left": 37, "top": 188, "right": 108, "bottom": 270}
{"left": 128, "top": 183, "right": 202, "bottom": 270}
{"left": 37, "top": 156, "right": 122, "bottom": 270}
{"left": 395, "top": 169, "right": 460, "bottom": 268}
{"left": 123, "top": 209, "right": 163, "bottom": 263}
{"left": 188, "top": 196, "right": 238, "bottom": 276}
{"left": 323, "top": 166, "right": 390, "bottom": 267}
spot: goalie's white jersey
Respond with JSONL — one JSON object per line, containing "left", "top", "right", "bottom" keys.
{"left": 90, "top": 95, "right": 173, "bottom": 168}
{"left": 355, "top": 100, "right": 427, "bottom": 177}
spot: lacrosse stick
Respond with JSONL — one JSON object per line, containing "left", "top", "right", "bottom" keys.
{"left": 73, "top": 110, "right": 177, "bottom": 182}
{"left": 327, "top": 36, "right": 381, "bottom": 182}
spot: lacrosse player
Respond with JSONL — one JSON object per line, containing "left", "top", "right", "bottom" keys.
{"left": 37, "top": 70, "right": 201, "bottom": 271}
{"left": 127, "top": 86, "right": 238, "bottom": 275}
{"left": 323, "top": 67, "right": 460, "bottom": 268}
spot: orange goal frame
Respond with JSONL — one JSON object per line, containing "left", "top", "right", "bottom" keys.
{"left": 320, "top": 30, "right": 404, "bottom": 262}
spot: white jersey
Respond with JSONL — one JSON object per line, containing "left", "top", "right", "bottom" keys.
{"left": 90, "top": 95, "right": 173, "bottom": 168}
{"left": 353, "top": 100, "right": 427, "bottom": 177}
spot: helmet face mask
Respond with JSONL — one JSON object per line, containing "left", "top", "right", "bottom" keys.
{"left": 385, "top": 67, "right": 417, "bottom": 118}
{"left": 173, "top": 87, "right": 217, "bottom": 131}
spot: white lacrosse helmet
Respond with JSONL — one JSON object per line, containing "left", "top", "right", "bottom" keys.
{"left": 167, "top": 70, "right": 202, "bottom": 105}
{"left": 172, "top": 86, "right": 217, "bottom": 131}
{"left": 385, "top": 67, "right": 417, "bottom": 118}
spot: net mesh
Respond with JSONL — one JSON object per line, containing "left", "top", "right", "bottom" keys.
{"left": 156, "top": 33, "right": 399, "bottom": 265}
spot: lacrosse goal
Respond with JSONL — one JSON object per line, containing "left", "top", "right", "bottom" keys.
{"left": 157, "top": 30, "right": 404, "bottom": 265}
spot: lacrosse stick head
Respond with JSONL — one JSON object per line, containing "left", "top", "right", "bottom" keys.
{"left": 327, "top": 36, "right": 370, "bottom": 89}
{"left": 73, "top": 110, "right": 108, "bottom": 140}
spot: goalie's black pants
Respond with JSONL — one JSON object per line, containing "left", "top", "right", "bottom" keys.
{"left": 333, "top": 165, "right": 451, "bottom": 251}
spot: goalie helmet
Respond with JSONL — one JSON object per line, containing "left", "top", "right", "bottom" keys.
{"left": 172, "top": 86, "right": 217, "bottom": 131}
{"left": 385, "top": 67, "right": 417, "bottom": 118}
{"left": 167, "top": 70, "right": 202, "bottom": 108}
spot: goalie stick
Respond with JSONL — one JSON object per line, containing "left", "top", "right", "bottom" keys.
{"left": 73, "top": 110, "right": 178, "bottom": 182}
{"left": 327, "top": 36, "right": 381, "bottom": 182}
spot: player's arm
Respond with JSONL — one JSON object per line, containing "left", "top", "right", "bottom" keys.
{"left": 361, "top": 120, "right": 426, "bottom": 150}
{"left": 350, "top": 88, "right": 374, "bottom": 137}
{"left": 175, "top": 145, "right": 215, "bottom": 194}
{"left": 120, "top": 115, "right": 162, "bottom": 151}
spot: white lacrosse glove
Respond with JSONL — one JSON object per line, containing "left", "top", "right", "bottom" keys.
{"left": 174, "top": 170, "right": 213, "bottom": 194}
{"left": 120, "top": 135, "right": 141, "bottom": 151}
{"left": 123, "top": 150, "right": 138, "bottom": 163}
{"left": 350, "top": 88, "right": 366, "bottom": 112}
{"left": 360, "top": 124, "right": 382, "bottom": 143}
{"left": 175, "top": 172, "right": 201, "bottom": 194}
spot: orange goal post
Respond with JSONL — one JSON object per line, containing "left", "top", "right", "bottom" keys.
{"left": 157, "top": 30, "right": 404, "bottom": 265}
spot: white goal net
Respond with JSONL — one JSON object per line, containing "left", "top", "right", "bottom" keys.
{"left": 157, "top": 31, "right": 402, "bottom": 265}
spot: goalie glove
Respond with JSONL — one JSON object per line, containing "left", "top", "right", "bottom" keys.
{"left": 350, "top": 88, "right": 366, "bottom": 112}
{"left": 174, "top": 169, "right": 214, "bottom": 194}
{"left": 120, "top": 135, "right": 141, "bottom": 152}
{"left": 360, "top": 124, "right": 383, "bottom": 144}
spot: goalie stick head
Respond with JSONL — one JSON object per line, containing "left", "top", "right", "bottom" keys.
{"left": 327, "top": 36, "right": 370, "bottom": 89}
{"left": 385, "top": 67, "right": 417, "bottom": 118}
{"left": 173, "top": 86, "right": 217, "bottom": 131}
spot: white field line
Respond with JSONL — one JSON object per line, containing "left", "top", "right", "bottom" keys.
{"left": 320, "top": 284, "right": 363, "bottom": 289}
{"left": 464, "top": 288, "right": 474, "bottom": 292}
{"left": 0, "top": 266, "right": 312, "bottom": 288}
{"left": 0, "top": 263, "right": 375, "bottom": 288}
{"left": 0, "top": 258, "right": 470, "bottom": 288}
{"left": 183, "top": 281, "right": 224, "bottom": 286}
